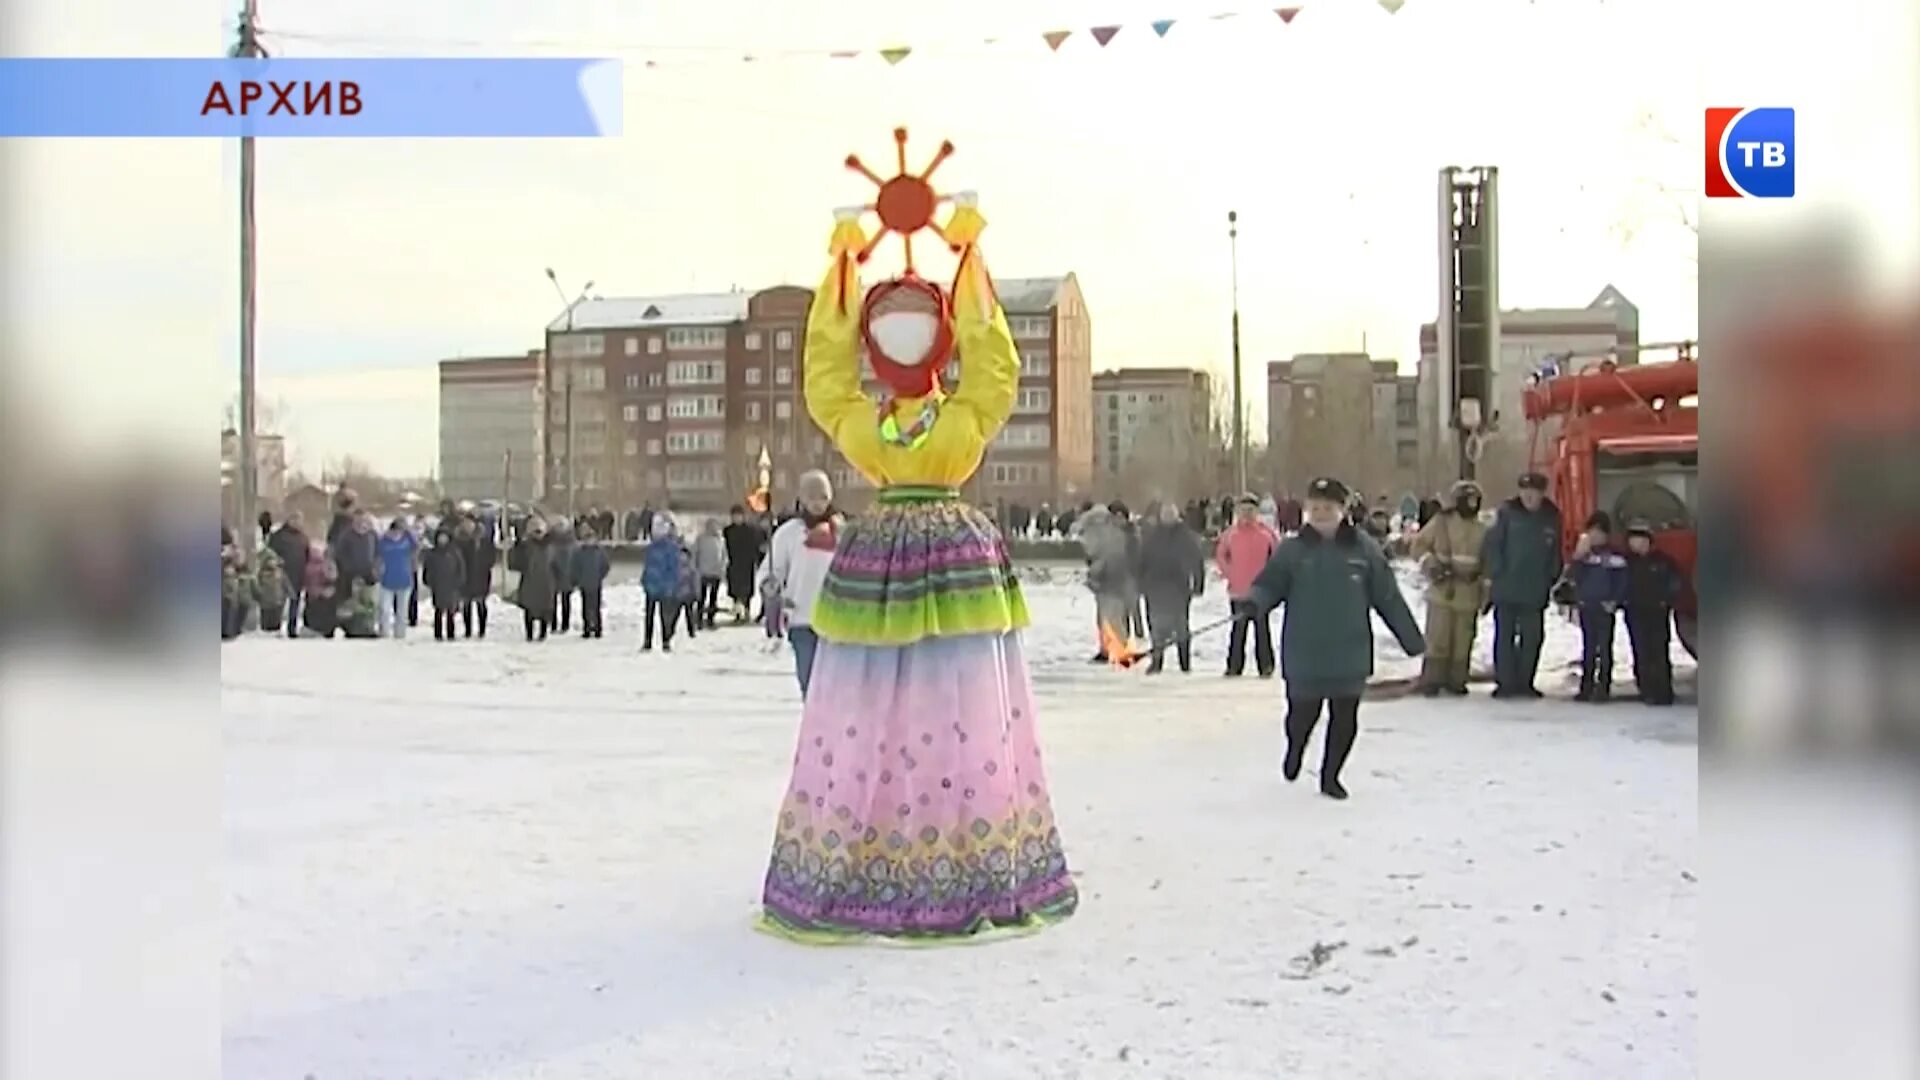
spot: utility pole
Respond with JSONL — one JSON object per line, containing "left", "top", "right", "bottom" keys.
{"left": 1228, "top": 210, "right": 1246, "bottom": 494}
{"left": 233, "top": 0, "right": 262, "bottom": 529}
{"left": 544, "top": 269, "right": 592, "bottom": 520}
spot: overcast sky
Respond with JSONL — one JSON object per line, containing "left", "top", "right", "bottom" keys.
{"left": 13, "top": 0, "right": 1910, "bottom": 478}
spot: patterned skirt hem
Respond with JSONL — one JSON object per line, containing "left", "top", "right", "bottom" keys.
{"left": 811, "top": 586, "right": 1031, "bottom": 647}
{"left": 757, "top": 881, "right": 1078, "bottom": 946}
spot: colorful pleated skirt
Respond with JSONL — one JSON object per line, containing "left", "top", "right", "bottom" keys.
{"left": 758, "top": 486, "right": 1078, "bottom": 943}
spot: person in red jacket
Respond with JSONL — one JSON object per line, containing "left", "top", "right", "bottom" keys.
{"left": 1215, "top": 492, "right": 1282, "bottom": 677}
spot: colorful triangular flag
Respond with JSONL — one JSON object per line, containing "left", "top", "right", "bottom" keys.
{"left": 880, "top": 46, "right": 911, "bottom": 65}
{"left": 1277, "top": 6, "right": 1302, "bottom": 22}
{"left": 1377, "top": 0, "right": 1406, "bottom": 12}
{"left": 1151, "top": 19, "right": 1176, "bottom": 36}
{"left": 1091, "top": 26, "right": 1121, "bottom": 46}
{"left": 1042, "top": 30, "right": 1072, "bottom": 51}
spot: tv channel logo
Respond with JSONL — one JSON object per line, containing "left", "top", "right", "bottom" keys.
{"left": 1706, "top": 107, "right": 1794, "bottom": 198}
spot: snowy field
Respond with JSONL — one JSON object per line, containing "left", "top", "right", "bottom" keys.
{"left": 222, "top": 566, "right": 1698, "bottom": 1080}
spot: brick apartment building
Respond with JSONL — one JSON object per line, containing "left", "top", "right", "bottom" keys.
{"left": 437, "top": 350, "right": 545, "bottom": 504}
{"left": 542, "top": 275, "right": 1090, "bottom": 513}
{"left": 1091, "top": 367, "right": 1213, "bottom": 498}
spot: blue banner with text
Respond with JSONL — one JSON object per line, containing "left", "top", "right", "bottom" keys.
{"left": 0, "top": 58, "right": 622, "bottom": 137}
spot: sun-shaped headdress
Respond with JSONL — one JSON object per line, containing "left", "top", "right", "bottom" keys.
{"left": 838, "top": 128, "right": 970, "bottom": 400}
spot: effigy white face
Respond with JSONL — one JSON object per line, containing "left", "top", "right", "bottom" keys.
{"left": 869, "top": 309, "right": 940, "bottom": 367}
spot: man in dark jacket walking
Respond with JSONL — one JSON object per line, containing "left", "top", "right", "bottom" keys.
{"left": 1138, "top": 503, "right": 1207, "bottom": 674}
{"left": 722, "top": 505, "right": 767, "bottom": 622}
{"left": 1243, "top": 477, "right": 1426, "bottom": 800}
{"left": 1481, "top": 472, "right": 1564, "bottom": 699}
{"left": 453, "top": 517, "right": 495, "bottom": 638}
{"left": 265, "top": 511, "right": 311, "bottom": 639}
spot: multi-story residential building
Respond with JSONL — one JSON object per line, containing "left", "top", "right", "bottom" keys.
{"left": 544, "top": 276, "right": 1090, "bottom": 512}
{"left": 1416, "top": 284, "right": 1640, "bottom": 492}
{"left": 1091, "top": 367, "right": 1213, "bottom": 497}
{"left": 1265, "top": 352, "right": 1415, "bottom": 501}
{"left": 972, "top": 275, "right": 1093, "bottom": 508}
{"left": 437, "top": 350, "right": 545, "bottom": 504}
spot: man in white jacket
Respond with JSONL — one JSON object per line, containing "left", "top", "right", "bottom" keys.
{"left": 767, "top": 470, "right": 840, "bottom": 697}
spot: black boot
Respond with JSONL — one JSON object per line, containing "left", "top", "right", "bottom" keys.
{"left": 1320, "top": 701, "right": 1358, "bottom": 800}
{"left": 1177, "top": 641, "right": 1192, "bottom": 673}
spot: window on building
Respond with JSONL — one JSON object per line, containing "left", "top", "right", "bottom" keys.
{"left": 778, "top": 434, "right": 793, "bottom": 453}
{"left": 646, "top": 438, "right": 662, "bottom": 455}
{"left": 645, "top": 403, "right": 663, "bottom": 422}
{"left": 994, "top": 422, "right": 1052, "bottom": 449}
{"left": 775, "top": 329, "right": 794, "bottom": 350}
{"left": 666, "top": 394, "right": 725, "bottom": 419}
{"left": 666, "top": 430, "right": 725, "bottom": 454}
{"left": 746, "top": 367, "right": 763, "bottom": 386}
{"left": 1020, "top": 350, "right": 1052, "bottom": 377}
{"left": 622, "top": 404, "right": 639, "bottom": 423}
{"left": 644, "top": 371, "right": 664, "bottom": 388}
{"left": 623, "top": 439, "right": 639, "bottom": 457}
{"left": 775, "top": 365, "right": 792, "bottom": 386}
{"left": 666, "top": 327, "right": 727, "bottom": 351}
{"left": 553, "top": 333, "right": 604, "bottom": 358}
{"left": 1126, "top": 393, "right": 1137, "bottom": 404}
{"left": 745, "top": 331, "right": 762, "bottom": 351}
{"left": 624, "top": 373, "right": 641, "bottom": 391}
{"left": 667, "top": 359, "right": 724, "bottom": 386}
{"left": 747, "top": 401, "right": 762, "bottom": 421}
{"left": 775, "top": 400, "right": 792, "bottom": 419}
{"left": 1397, "top": 440, "right": 1418, "bottom": 468}
{"left": 1011, "top": 316, "right": 1050, "bottom": 340}
{"left": 666, "top": 461, "right": 724, "bottom": 488}
{"left": 1015, "top": 387, "right": 1051, "bottom": 415}
{"left": 624, "top": 338, "right": 639, "bottom": 356}
{"left": 647, "top": 337, "right": 663, "bottom": 355}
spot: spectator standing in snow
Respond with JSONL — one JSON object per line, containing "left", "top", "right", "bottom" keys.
{"left": 766, "top": 470, "right": 839, "bottom": 696}
{"left": 722, "top": 505, "right": 767, "bottom": 624}
{"left": 453, "top": 516, "right": 494, "bottom": 638}
{"left": 1621, "top": 518, "right": 1681, "bottom": 705}
{"left": 421, "top": 528, "right": 467, "bottom": 642}
{"left": 1560, "top": 511, "right": 1628, "bottom": 702}
{"left": 331, "top": 511, "right": 381, "bottom": 637}
{"left": 220, "top": 540, "right": 253, "bottom": 640}
{"left": 1072, "top": 503, "right": 1136, "bottom": 661}
{"left": 507, "top": 515, "right": 557, "bottom": 642}
{"left": 694, "top": 517, "right": 727, "bottom": 629}
{"left": 302, "top": 543, "right": 339, "bottom": 638}
{"left": 1410, "top": 479, "right": 1489, "bottom": 696}
{"left": 375, "top": 517, "right": 419, "bottom": 639}
{"left": 548, "top": 519, "right": 579, "bottom": 634}
{"left": 1482, "top": 472, "right": 1564, "bottom": 700}
{"left": 1242, "top": 476, "right": 1426, "bottom": 800}
{"left": 674, "top": 530, "right": 702, "bottom": 641}
{"left": 1138, "top": 501, "right": 1206, "bottom": 674}
{"left": 641, "top": 516, "right": 685, "bottom": 652}
{"left": 265, "top": 510, "right": 311, "bottom": 639}
{"left": 254, "top": 548, "right": 287, "bottom": 633}
{"left": 1216, "top": 493, "right": 1281, "bottom": 678}
{"left": 571, "top": 525, "right": 612, "bottom": 639}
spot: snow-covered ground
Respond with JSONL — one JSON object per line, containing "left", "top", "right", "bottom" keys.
{"left": 223, "top": 568, "right": 1698, "bottom": 1079}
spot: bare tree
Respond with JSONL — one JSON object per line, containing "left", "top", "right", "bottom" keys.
{"left": 1613, "top": 108, "right": 1700, "bottom": 253}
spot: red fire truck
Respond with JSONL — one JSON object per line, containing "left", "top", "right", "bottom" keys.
{"left": 1522, "top": 345, "right": 1699, "bottom": 657}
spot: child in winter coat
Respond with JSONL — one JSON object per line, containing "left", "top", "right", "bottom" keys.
{"left": 302, "top": 544, "right": 339, "bottom": 638}
{"left": 253, "top": 547, "right": 287, "bottom": 633}
{"left": 674, "top": 534, "right": 702, "bottom": 640}
{"left": 420, "top": 530, "right": 468, "bottom": 641}
{"left": 693, "top": 518, "right": 727, "bottom": 629}
{"left": 1560, "top": 511, "right": 1629, "bottom": 702}
{"left": 220, "top": 542, "right": 254, "bottom": 640}
{"left": 570, "top": 526, "right": 613, "bottom": 638}
{"left": 641, "top": 516, "right": 684, "bottom": 651}
{"left": 1622, "top": 518, "right": 1682, "bottom": 705}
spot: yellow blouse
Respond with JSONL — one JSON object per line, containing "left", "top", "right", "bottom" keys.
{"left": 802, "top": 211, "right": 1018, "bottom": 489}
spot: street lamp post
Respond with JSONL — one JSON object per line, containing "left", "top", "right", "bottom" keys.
{"left": 1228, "top": 210, "right": 1246, "bottom": 495}
{"left": 544, "top": 268, "right": 593, "bottom": 520}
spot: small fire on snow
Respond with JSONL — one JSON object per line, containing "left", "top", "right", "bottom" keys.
{"left": 1099, "top": 622, "right": 1147, "bottom": 669}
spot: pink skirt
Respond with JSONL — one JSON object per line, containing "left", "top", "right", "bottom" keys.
{"left": 759, "top": 631, "right": 1078, "bottom": 942}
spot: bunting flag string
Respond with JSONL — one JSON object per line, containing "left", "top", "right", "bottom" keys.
{"left": 265, "top": 0, "right": 1430, "bottom": 71}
